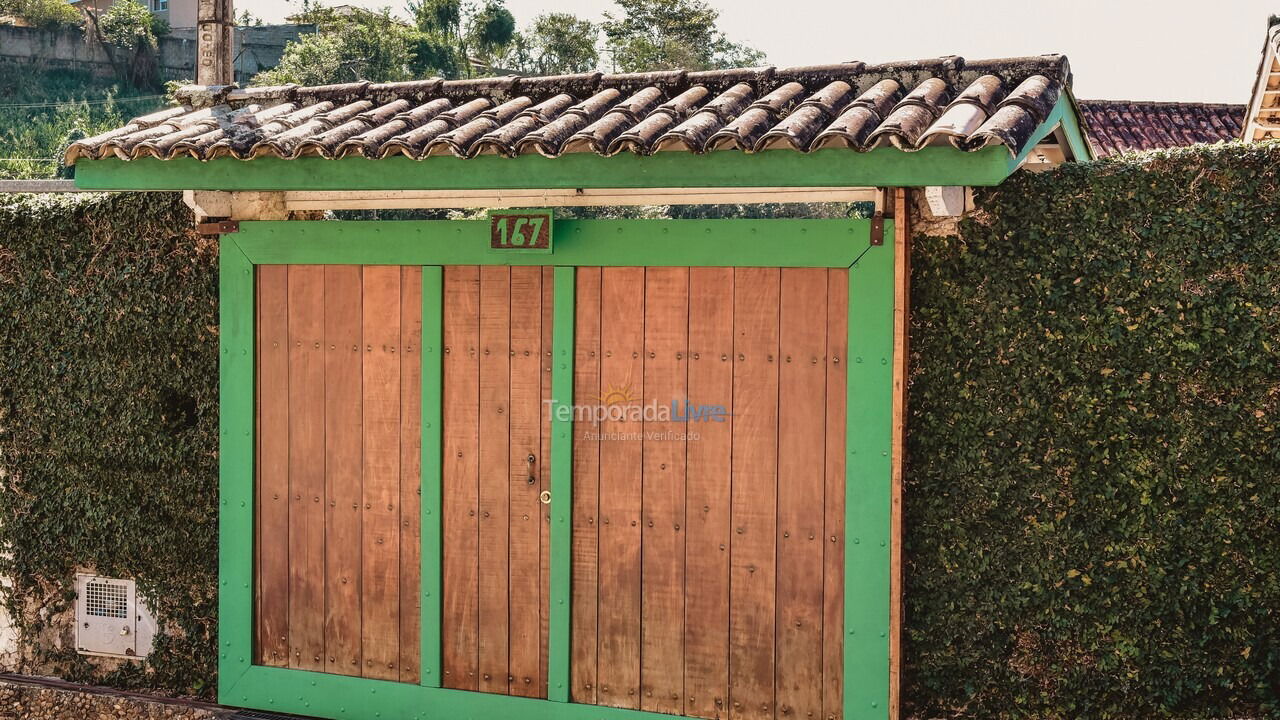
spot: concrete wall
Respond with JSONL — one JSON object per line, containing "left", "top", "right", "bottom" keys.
{"left": 0, "top": 24, "right": 307, "bottom": 83}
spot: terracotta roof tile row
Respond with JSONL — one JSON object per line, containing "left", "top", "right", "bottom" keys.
{"left": 65, "top": 55, "right": 1071, "bottom": 165}
{"left": 1078, "top": 100, "right": 1245, "bottom": 157}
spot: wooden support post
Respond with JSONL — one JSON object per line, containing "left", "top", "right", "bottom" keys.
{"left": 197, "top": 0, "right": 234, "bottom": 86}
{"left": 888, "top": 188, "right": 910, "bottom": 720}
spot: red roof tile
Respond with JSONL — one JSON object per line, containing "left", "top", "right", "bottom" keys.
{"left": 1078, "top": 100, "right": 1245, "bottom": 157}
{"left": 65, "top": 55, "right": 1072, "bottom": 165}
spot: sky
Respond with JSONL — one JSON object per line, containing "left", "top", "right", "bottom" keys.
{"left": 248, "top": 0, "right": 1276, "bottom": 104}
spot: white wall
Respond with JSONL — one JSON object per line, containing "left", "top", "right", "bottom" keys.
{"left": 0, "top": 575, "right": 16, "bottom": 670}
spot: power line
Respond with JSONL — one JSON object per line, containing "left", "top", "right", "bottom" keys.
{"left": 0, "top": 94, "right": 168, "bottom": 110}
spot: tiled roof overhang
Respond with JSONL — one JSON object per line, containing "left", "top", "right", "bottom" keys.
{"left": 67, "top": 55, "right": 1073, "bottom": 166}
{"left": 1078, "top": 100, "right": 1245, "bottom": 157}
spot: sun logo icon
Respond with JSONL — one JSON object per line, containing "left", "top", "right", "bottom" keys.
{"left": 596, "top": 374, "right": 639, "bottom": 406}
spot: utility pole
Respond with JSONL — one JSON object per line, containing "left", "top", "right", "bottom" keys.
{"left": 196, "top": 0, "right": 234, "bottom": 85}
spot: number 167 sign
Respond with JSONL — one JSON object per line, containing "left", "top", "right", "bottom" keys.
{"left": 490, "top": 210, "right": 553, "bottom": 253}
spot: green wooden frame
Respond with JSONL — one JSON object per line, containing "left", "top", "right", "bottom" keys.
{"left": 219, "top": 218, "right": 896, "bottom": 720}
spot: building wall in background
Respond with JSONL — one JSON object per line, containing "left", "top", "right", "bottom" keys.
{"left": 0, "top": 24, "right": 306, "bottom": 83}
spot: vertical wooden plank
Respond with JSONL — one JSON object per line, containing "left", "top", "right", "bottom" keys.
{"left": 255, "top": 265, "right": 290, "bottom": 668}
{"left": 597, "top": 267, "right": 644, "bottom": 709}
{"left": 401, "top": 266, "right": 423, "bottom": 684}
{"left": 683, "top": 267, "right": 734, "bottom": 719}
{"left": 548, "top": 266, "right": 574, "bottom": 703}
{"left": 421, "top": 266, "right": 444, "bottom": 688}
{"left": 540, "top": 266, "right": 554, "bottom": 698}
{"left": 478, "top": 266, "right": 511, "bottom": 694}
{"left": 442, "top": 266, "right": 480, "bottom": 691}
{"left": 570, "top": 268, "right": 602, "bottom": 705}
{"left": 889, "top": 191, "right": 911, "bottom": 720}
{"left": 640, "top": 268, "right": 688, "bottom": 715}
{"left": 822, "top": 268, "right": 848, "bottom": 720}
{"left": 509, "top": 267, "right": 543, "bottom": 696}
{"left": 287, "top": 264, "right": 326, "bottom": 672}
{"left": 775, "top": 268, "right": 828, "bottom": 720}
{"left": 362, "top": 266, "right": 402, "bottom": 681}
{"left": 323, "top": 265, "right": 363, "bottom": 676}
{"left": 728, "top": 267, "right": 780, "bottom": 720}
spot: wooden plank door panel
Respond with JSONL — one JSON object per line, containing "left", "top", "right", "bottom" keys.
{"left": 442, "top": 266, "right": 481, "bottom": 691}
{"left": 441, "top": 265, "right": 551, "bottom": 699}
{"left": 287, "top": 264, "right": 326, "bottom": 673}
{"left": 683, "top": 267, "right": 734, "bottom": 720}
{"left": 570, "top": 264, "right": 847, "bottom": 720}
{"left": 362, "top": 266, "right": 403, "bottom": 680}
{"left": 596, "top": 267, "right": 645, "bottom": 709}
{"left": 255, "top": 265, "right": 290, "bottom": 668}
{"left": 256, "top": 264, "right": 422, "bottom": 684}
{"left": 728, "top": 267, "right": 780, "bottom": 720}
{"left": 323, "top": 265, "right": 362, "bottom": 676}
{"left": 509, "top": 267, "right": 543, "bottom": 697}
{"left": 570, "top": 267, "right": 602, "bottom": 705}
{"left": 640, "top": 268, "right": 689, "bottom": 715}
{"left": 775, "top": 268, "right": 828, "bottom": 720}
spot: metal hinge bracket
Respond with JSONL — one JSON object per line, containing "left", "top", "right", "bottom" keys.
{"left": 197, "top": 219, "right": 239, "bottom": 235}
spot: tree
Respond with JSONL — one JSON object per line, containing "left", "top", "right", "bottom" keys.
{"left": 84, "top": 0, "right": 161, "bottom": 89}
{"left": 406, "top": 0, "right": 516, "bottom": 77}
{"left": 254, "top": 7, "right": 418, "bottom": 86}
{"left": 1, "top": 0, "right": 81, "bottom": 30}
{"left": 508, "top": 13, "right": 599, "bottom": 76}
{"left": 237, "top": 9, "right": 264, "bottom": 27}
{"left": 464, "top": 1, "right": 515, "bottom": 69}
{"left": 602, "top": 0, "right": 764, "bottom": 72}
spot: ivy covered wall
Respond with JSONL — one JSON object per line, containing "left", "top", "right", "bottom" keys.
{"left": 0, "top": 143, "right": 1277, "bottom": 716}
{"left": 0, "top": 192, "right": 218, "bottom": 695}
{"left": 905, "top": 142, "right": 1280, "bottom": 718}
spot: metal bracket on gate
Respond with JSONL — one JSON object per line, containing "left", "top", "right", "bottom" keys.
{"left": 197, "top": 219, "right": 240, "bottom": 235}
{"left": 870, "top": 212, "right": 884, "bottom": 246}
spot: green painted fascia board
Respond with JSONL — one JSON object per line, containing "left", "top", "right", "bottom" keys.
{"left": 232, "top": 219, "right": 872, "bottom": 268}
{"left": 73, "top": 145, "right": 1018, "bottom": 191}
{"left": 843, "top": 226, "right": 895, "bottom": 720}
{"left": 217, "top": 238, "right": 256, "bottom": 701}
{"left": 1059, "top": 91, "right": 1096, "bottom": 162}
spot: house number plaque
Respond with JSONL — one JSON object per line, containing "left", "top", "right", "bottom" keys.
{"left": 490, "top": 210, "right": 553, "bottom": 253}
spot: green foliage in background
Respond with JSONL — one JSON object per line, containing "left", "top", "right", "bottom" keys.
{"left": 0, "top": 0, "right": 82, "bottom": 30}
{"left": 602, "top": 0, "right": 765, "bottom": 72}
{"left": 905, "top": 141, "right": 1280, "bottom": 718}
{"left": 258, "top": 0, "right": 761, "bottom": 85}
{"left": 0, "top": 192, "right": 218, "bottom": 695}
{"left": 0, "top": 63, "right": 168, "bottom": 180}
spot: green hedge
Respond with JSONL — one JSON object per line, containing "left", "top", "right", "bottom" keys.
{"left": 0, "top": 144, "right": 1278, "bottom": 715}
{"left": 905, "top": 141, "right": 1280, "bottom": 718}
{"left": 0, "top": 192, "right": 218, "bottom": 695}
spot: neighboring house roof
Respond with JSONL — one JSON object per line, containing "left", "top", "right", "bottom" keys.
{"left": 64, "top": 55, "right": 1074, "bottom": 165}
{"left": 1243, "top": 16, "right": 1280, "bottom": 140}
{"left": 1078, "top": 100, "right": 1245, "bottom": 157}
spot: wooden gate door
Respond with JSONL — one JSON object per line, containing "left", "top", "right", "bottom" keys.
{"left": 254, "top": 264, "right": 424, "bottom": 681}
{"left": 440, "top": 266, "right": 554, "bottom": 698}
{"left": 226, "top": 217, "right": 894, "bottom": 720}
{"left": 569, "top": 267, "right": 849, "bottom": 720}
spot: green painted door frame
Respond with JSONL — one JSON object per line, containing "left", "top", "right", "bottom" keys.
{"left": 218, "top": 218, "right": 896, "bottom": 720}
